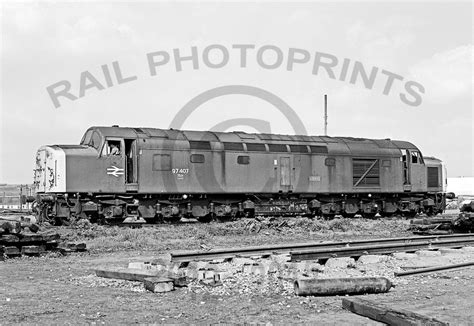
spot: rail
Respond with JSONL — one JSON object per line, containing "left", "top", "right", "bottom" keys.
{"left": 170, "top": 234, "right": 474, "bottom": 263}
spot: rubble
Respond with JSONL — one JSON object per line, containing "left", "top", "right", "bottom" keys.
{"left": 357, "top": 255, "right": 387, "bottom": 265}
{"left": 143, "top": 277, "right": 175, "bottom": 293}
{"left": 324, "top": 257, "right": 356, "bottom": 269}
{"left": 459, "top": 200, "right": 474, "bottom": 213}
{"left": 91, "top": 244, "right": 474, "bottom": 297}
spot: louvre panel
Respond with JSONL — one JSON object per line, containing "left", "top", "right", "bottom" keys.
{"left": 310, "top": 145, "right": 328, "bottom": 154}
{"left": 289, "top": 145, "right": 309, "bottom": 153}
{"left": 189, "top": 141, "right": 211, "bottom": 150}
{"left": 268, "top": 144, "right": 288, "bottom": 152}
{"left": 353, "top": 159, "right": 380, "bottom": 186}
{"left": 223, "top": 142, "right": 244, "bottom": 151}
{"left": 427, "top": 167, "right": 439, "bottom": 187}
{"left": 246, "top": 143, "right": 266, "bottom": 151}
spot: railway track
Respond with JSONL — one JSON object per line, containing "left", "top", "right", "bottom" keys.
{"left": 170, "top": 234, "right": 474, "bottom": 263}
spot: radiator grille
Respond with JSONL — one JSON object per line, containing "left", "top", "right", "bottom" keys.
{"left": 246, "top": 143, "right": 266, "bottom": 152}
{"left": 427, "top": 167, "right": 439, "bottom": 187}
{"left": 223, "top": 142, "right": 244, "bottom": 151}
{"left": 189, "top": 141, "right": 211, "bottom": 150}
{"left": 353, "top": 159, "right": 380, "bottom": 186}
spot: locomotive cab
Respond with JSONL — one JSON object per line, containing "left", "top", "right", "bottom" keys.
{"left": 80, "top": 128, "right": 139, "bottom": 191}
{"left": 400, "top": 148, "right": 425, "bottom": 191}
{"left": 392, "top": 140, "right": 427, "bottom": 193}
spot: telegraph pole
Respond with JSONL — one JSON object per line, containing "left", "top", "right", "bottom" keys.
{"left": 324, "top": 94, "right": 328, "bottom": 136}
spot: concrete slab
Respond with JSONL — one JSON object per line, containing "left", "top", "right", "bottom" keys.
{"left": 392, "top": 252, "right": 418, "bottom": 260}
{"left": 438, "top": 248, "right": 464, "bottom": 255}
{"left": 325, "top": 257, "right": 356, "bottom": 269}
{"left": 416, "top": 250, "right": 441, "bottom": 257}
{"left": 357, "top": 255, "right": 388, "bottom": 264}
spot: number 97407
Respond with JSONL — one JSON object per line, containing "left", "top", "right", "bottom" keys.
{"left": 172, "top": 168, "right": 189, "bottom": 174}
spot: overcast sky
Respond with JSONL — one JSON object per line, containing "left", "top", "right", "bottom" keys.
{"left": 1, "top": 1, "right": 472, "bottom": 183}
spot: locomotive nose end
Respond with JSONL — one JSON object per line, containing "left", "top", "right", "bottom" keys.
{"left": 34, "top": 146, "right": 66, "bottom": 193}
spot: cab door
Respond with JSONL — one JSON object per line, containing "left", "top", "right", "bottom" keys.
{"left": 408, "top": 150, "right": 426, "bottom": 191}
{"left": 124, "top": 139, "right": 138, "bottom": 192}
{"left": 401, "top": 149, "right": 411, "bottom": 191}
{"left": 100, "top": 138, "right": 126, "bottom": 193}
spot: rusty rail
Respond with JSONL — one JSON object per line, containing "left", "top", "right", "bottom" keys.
{"left": 394, "top": 261, "right": 474, "bottom": 277}
{"left": 290, "top": 237, "right": 474, "bottom": 261}
{"left": 170, "top": 234, "right": 474, "bottom": 263}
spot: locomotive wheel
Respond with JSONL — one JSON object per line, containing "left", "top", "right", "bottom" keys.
{"left": 342, "top": 213, "right": 356, "bottom": 218}
{"left": 39, "top": 205, "right": 58, "bottom": 225}
{"left": 98, "top": 216, "right": 111, "bottom": 225}
{"left": 342, "top": 213, "right": 355, "bottom": 218}
{"left": 362, "top": 212, "right": 376, "bottom": 219}
{"left": 163, "top": 215, "right": 181, "bottom": 223}
{"left": 87, "top": 212, "right": 99, "bottom": 224}
{"left": 198, "top": 213, "right": 214, "bottom": 223}
{"left": 403, "top": 211, "right": 418, "bottom": 218}
{"left": 380, "top": 212, "right": 394, "bottom": 218}
{"left": 309, "top": 210, "right": 321, "bottom": 218}
{"left": 243, "top": 209, "right": 255, "bottom": 219}
{"left": 215, "top": 215, "right": 233, "bottom": 222}
{"left": 322, "top": 213, "right": 336, "bottom": 220}
{"left": 144, "top": 217, "right": 158, "bottom": 224}
{"left": 424, "top": 208, "right": 435, "bottom": 217}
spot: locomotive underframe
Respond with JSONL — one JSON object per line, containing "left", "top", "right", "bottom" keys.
{"left": 36, "top": 191, "right": 446, "bottom": 225}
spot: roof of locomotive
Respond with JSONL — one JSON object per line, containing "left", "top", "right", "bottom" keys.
{"left": 85, "top": 126, "right": 420, "bottom": 157}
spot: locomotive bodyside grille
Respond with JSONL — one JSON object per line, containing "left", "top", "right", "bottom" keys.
{"left": 427, "top": 167, "right": 439, "bottom": 188}
{"left": 223, "top": 142, "right": 244, "bottom": 151}
{"left": 189, "top": 141, "right": 212, "bottom": 150}
{"left": 353, "top": 159, "right": 380, "bottom": 186}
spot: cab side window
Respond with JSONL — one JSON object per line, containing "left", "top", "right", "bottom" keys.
{"left": 411, "top": 151, "right": 423, "bottom": 164}
{"left": 102, "top": 140, "right": 122, "bottom": 156}
{"left": 90, "top": 132, "right": 102, "bottom": 150}
{"left": 80, "top": 130, "right": 93, "bottom": 145}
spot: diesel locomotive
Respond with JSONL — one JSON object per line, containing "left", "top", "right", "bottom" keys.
{"left": 33, "top": 126, "right": 448, "bottom": 224}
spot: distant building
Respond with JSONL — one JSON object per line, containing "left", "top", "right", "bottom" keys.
{"left": 447, "top": 177, "right": 474, "bottom": 197}
{"left": 0, "top": 184, "right": 34, "bottom": 210}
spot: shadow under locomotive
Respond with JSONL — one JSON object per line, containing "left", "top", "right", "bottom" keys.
{"left": 33, "top": 126, "right": 450, "bottom": 225}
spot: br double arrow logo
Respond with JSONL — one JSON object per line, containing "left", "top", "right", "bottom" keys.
{"left": 107, "top": 166, "right": 125, "bottom": 177}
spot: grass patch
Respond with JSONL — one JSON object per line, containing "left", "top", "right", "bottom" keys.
{"left": 54, "top": 217, "right": 411, "bottom": 253}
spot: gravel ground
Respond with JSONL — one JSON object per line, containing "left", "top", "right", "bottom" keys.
{"left": 1, "top": 215, "right": 473, "bottom": 324}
